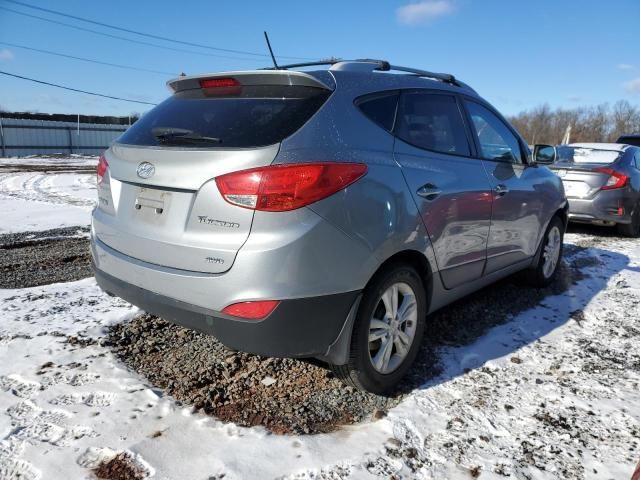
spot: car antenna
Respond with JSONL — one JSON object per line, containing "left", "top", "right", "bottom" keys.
{"left": 263, "top": 31, "right": 280, "bottom": 69}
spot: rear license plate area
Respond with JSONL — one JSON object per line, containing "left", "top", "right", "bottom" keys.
{"left": 562, "top": 181, "right": 589, "bottom": 198}
{"left": 134, "top": 187, "right": 171, "bottom": 216}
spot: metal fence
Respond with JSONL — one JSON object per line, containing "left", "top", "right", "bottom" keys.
{"left": 0, "top": 117, "right": 129, "bottom": 157}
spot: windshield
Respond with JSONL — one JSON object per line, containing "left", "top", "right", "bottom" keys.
{"left": 117, "top": 85, "right": 330, "bottom": 148}
{"left": 555, "top": 146, "right": 621, "bottom": 164}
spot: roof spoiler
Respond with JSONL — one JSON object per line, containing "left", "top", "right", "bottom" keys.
{"left": 166, "top": 70, "right": 333, "bottom": 93}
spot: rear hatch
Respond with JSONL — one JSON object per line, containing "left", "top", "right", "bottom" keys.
{"left": 548, "top": 146, "right": 622, "bottom": 199}
{"left": 94, "top": 70, "right": 332, "bottom": 273}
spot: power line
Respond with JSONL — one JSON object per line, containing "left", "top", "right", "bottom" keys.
{"left": 0, "top": 70, "right": 158, "bottom": 106}
{"left": 1, "top": 0, "right": 312, "bottom": 60}
{"left": 0, "top": 6, "right": 263, "bottom": 63}
{"left": 0, "top": 41, "right": 178, "bottom": 76}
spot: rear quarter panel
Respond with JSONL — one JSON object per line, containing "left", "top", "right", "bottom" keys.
{"left": 276, "top": 72, "right": 438, "bottom": 285}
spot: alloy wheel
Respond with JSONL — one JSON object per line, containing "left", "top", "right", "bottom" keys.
{"left": 368, "top": 282, "right": 418, "bottom": 374}
{"left": 542, "top": 226, "right": 561, "bottom": 279}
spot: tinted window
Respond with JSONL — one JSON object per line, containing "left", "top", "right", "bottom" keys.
{"left": 356, "top": 93, "right": 398, "bottom": 131}
{"left": 395, "top": 93, "right": 470, "bottom": 156}
{"left": 635, "top": 150, "right": 640, "bottom": 168}
{"left": 117, "top": 85, "right": 330, "bottom": 148}
{"left": 465, "top": 101, "right": 523, "bottom": 163}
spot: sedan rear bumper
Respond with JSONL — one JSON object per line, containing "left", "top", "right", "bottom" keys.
{"left": 93, "top": 262, "right": 359, "bottom": 359}
{"left": 567, "top": 190, "right": 632, "bottom": 225}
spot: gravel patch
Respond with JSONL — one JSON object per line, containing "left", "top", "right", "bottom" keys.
{"left": 105, "top": 244, "right": 590, "bottom": 435}
{"left": 0, "top": 227, "right": 91, "bottom": 288}
{"left": 107, "top": 315, "right": 394, "bottom": 435}
{"left": 93, "top": 452, "right": 149, "bottom": 480}
{"left": 0, "top": 164, "right": 95, "bottom": 174}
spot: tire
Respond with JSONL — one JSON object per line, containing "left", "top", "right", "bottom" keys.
{"left": 617, "top": 204, "right": 640, "bottom": 237}
{"left": 330, "top": 263, "right": 427, "bottom": 395}
{"left": 523, "top": 216, "right": 564, "bottom": 288}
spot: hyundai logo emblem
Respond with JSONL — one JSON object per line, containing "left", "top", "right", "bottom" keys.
{"left": 136, "top": 162, "right": 155, "bottom": 179}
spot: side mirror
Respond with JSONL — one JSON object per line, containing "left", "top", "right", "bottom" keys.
{"left": 533, "top": 144, "right": 557, "bottom": 165}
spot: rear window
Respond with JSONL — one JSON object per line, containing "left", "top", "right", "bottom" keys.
{"left": 556, "top": 146, "right": 621, "bottom": 164}
{"left": 117, "top": 85, "right": 330, "bottom": 148}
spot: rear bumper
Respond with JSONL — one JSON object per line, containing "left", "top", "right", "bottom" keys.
{"left": 567, "top": 190, "right": 632, "bottom": 225}
{"left": 93, "top": 262, "right": 359, "bottom": 358}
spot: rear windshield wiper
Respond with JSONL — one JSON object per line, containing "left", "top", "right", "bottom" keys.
{"left": 152, "top": 127, "right": 222, "bottom": 145}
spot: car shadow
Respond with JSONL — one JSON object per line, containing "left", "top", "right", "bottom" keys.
{"left": 393, "top": 240, "right": 630, "bottom": 396}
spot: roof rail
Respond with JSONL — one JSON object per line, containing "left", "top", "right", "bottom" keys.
{"left": 261, "top": 58, "right": 388, "bottom": 71}
{"left": 387, "top": 65, "right": 454, "bottom": 84}
{"left": 262, "top": 59, "right": 473, "bottom": 91}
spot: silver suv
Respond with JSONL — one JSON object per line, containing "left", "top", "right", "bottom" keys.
{"left": 91, "top": 60, "right": 568, "bottom": 394}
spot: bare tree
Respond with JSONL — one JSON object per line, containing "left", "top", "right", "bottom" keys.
{"left": 609, "top": 100, "right": 640, "bottom": 141}
{"left": 509, "top": 101, "right": 640, "bottom": 145}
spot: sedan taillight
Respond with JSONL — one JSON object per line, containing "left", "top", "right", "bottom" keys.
{"left": 593, "top": 167, "right": 628, "bottom": 190}
{"left": 215, "top": 162, "right": 367, "bottom": 212}
{"left": 97, "top": 154, "right": 109, "bottom": 185}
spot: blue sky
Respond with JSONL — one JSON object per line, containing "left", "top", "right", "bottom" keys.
{"left": 0, "top": 0, "right": 639, "bottom": 117}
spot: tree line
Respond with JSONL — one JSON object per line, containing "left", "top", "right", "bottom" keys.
{"left": 507, "top": 100, "right": 640, "bottom": 145}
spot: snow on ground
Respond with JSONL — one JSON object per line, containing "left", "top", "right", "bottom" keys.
{"left": 0, "top": 235, "right": 638, "bottom": 479}
{"left": 0, "top": 159, "right": 639, "bottom": 479}
{"left": 0, "top": 157, "right": 96, "bottom": 233}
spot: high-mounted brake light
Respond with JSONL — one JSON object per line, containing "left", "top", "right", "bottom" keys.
{"left": 593, "top": 167, "right": 628, "bottom": 190}
{"left": 97, "top": 154, "right": 109, "bottom": 185}
{"left": 222, "top": 300, "right": 280, "bottom": 320}
{"left": 199, "top": 77, "right": 241, "bottom": 96}
{"left": 215, "top": 163, "right": 368, "bottom": 212}
{"left": 199, "top": 78, "right": 240, "bottom": 88}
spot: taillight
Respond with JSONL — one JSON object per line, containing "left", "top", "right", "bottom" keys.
{"left": 97, "top": 154, "right": 109, "bottom": 185}
{"left": 199, "top": 77, "right": 241, "bottom": 96}
{"left": 222, "top": 300, "right": 280, "bottom": 320}
{"left": 593, "top": 167, "right": 628, "bottom": 190}
{"left": 215, "top": 163, "right": 368, "bottom": 212}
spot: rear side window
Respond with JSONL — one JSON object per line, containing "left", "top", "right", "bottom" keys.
{"left": 465, "top": 101, "right": 523, "bottom": 163}
{"left": 355, "top": 92, "right": 398, "bottom": 131}
{"left": 117, "top": 85, "right": 330, "bottom": 148}
{"left": 394, "top": 93, "right": 471, "bottom": 156}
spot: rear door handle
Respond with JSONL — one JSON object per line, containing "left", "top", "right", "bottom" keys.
{"left": 494, "top": 184, "right": 509, "bottom": 196}
{"left": 416, "top": 183, "right": 442, "bottom": 200}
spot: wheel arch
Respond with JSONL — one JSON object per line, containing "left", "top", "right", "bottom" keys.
{"left": 556, "top": 202, "right": 569, "bottom": 231}
{"left": 318, "top": 248, "right": 434, "bottom": 366}
{"left": 532, "top": 206, "right": 568, "bottom": 269}
{"left": 368, "top": 249, "right": 434, "bottom": 306}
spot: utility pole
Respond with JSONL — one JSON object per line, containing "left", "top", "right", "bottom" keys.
{"left": 0, "top": 114, "right": 5, "bottom": 158}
